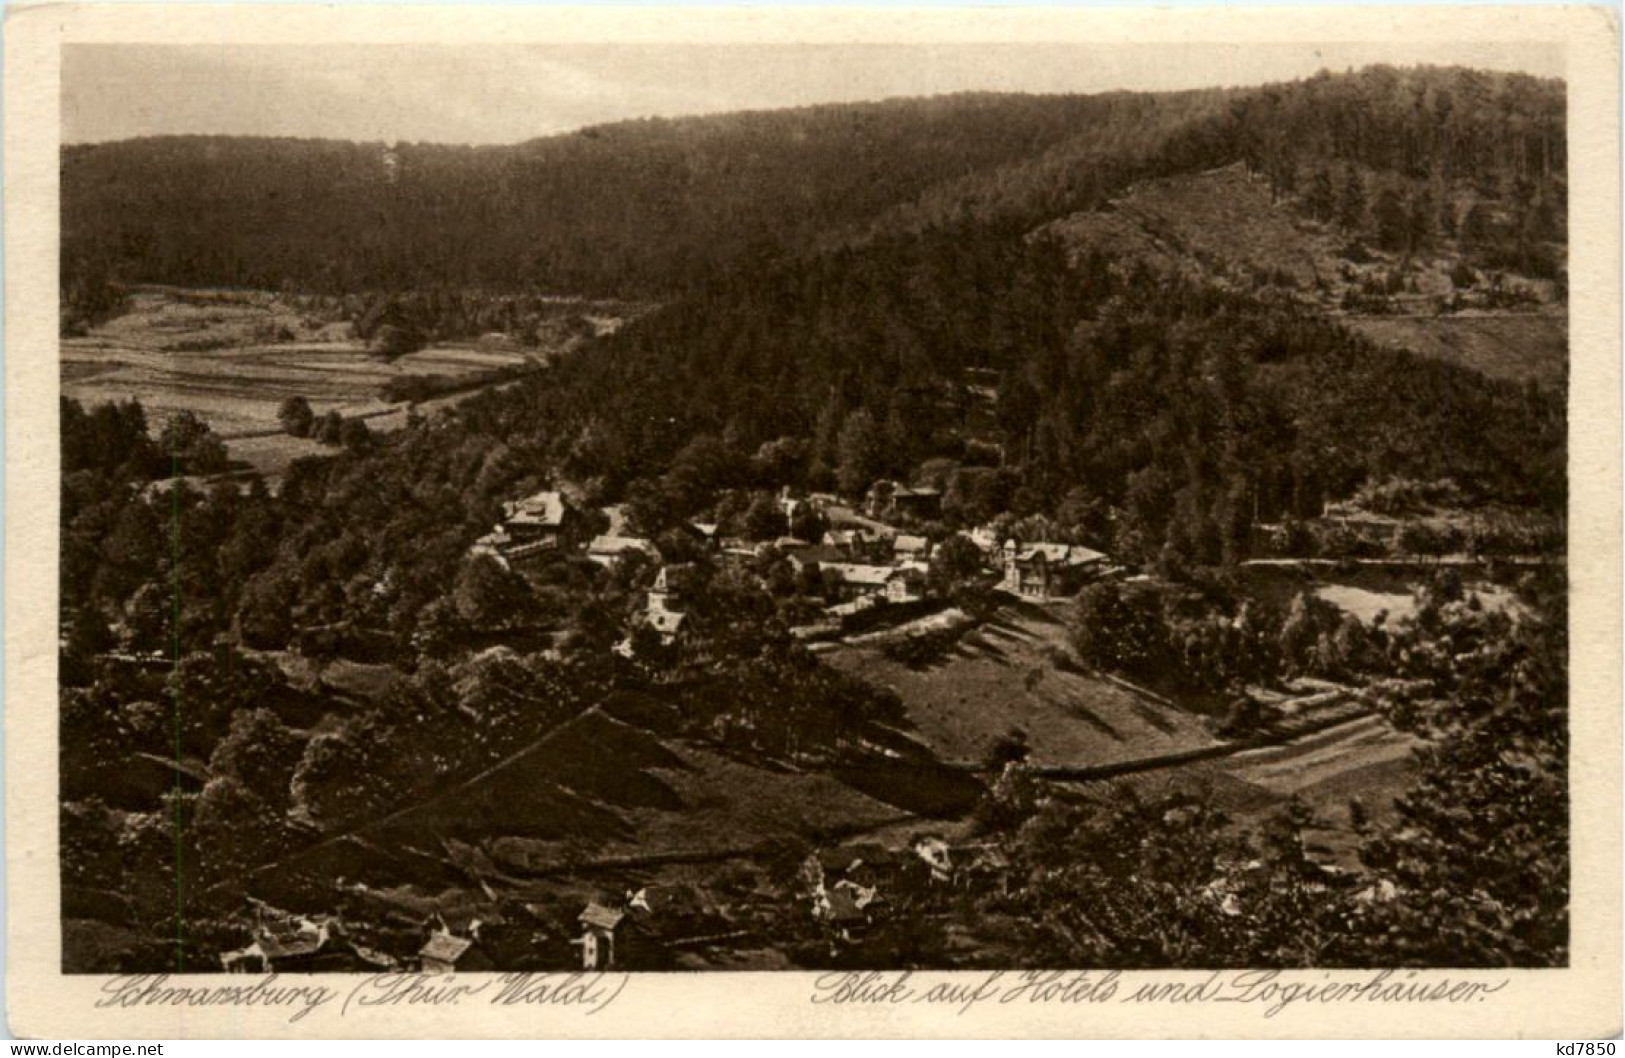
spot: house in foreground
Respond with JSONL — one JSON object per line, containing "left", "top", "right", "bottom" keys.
{"left": 644, "top": 606, "right": 689, "bottom": 646}
{"left": 418, "top": 929, "right": 495, "bottom": 974}
{"left": 574, "top": 903, "right": 626, "bottom": 970}
{"left": 884, "top": 566, "right": 927, "bottom": 602}
{"left": 220, "top": 911, "right": 355, "bottom": 973}
{"left": 892, "top": 534, "right": 931, "bottom": 563}
{"left": 820, "top": 562, "right": 897, "bottom": 601}
{"left": 911, "top": 835, "right": 955, "bottom": 885}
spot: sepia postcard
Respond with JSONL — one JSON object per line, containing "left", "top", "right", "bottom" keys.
{"left": 4, "top": 2, "right": 1620, "bottom": 1039}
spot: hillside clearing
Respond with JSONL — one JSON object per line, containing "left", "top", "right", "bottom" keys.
{"left": 823, "top": 598, "right": 1217, "bottom": 768}
{"left": 1042, "top": 163, "right": 1567, "bottom": 386}
{"left": 1341, "top": 312, "right": 1567, "bottom": 385}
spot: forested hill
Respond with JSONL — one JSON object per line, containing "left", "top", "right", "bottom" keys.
{"left": 392, "top": 64, "right": 1567, "bottom": 573}
{"left": 62, "top": 90, "right": 1235, "bottom": 298}
{"left": 62, "top": 65, "right": 1562, "bottom": 301}
{"left": 829, "top": 64, "right": 1565, "bottom": 246}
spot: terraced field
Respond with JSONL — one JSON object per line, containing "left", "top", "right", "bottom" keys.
{"left": 825, "top": 595, "right": 1423, "bottom": 871}
{"left": 61, "top": 288, "right": 635, "bottom": 483}
{"left": 823, "top": 598, "right": 1218, "bottom": 769}
{"left": 63, "top": 292, "right": 535, "bottom": 437}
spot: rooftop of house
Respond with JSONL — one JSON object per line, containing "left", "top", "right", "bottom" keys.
{"left": 823, "top": 562, "right": 896, "bottom": 587}
{"left": 503, "top": 490, "right": 568, "bottom": 528}
{"left": 256, "top": 930, "right": 324, "bottom": 961}
{"left": 1009, "top": 542, "right": 1108, "bottom": 566}
{"left": 627, "top": 884, "right": 708, "bottom": 917}
{"left": 827, "top": 511, "right": 896, "bottom": 536}
{"left": 589, "top": 534, "right": 655, "bottom": 556}
{"left": 787, "top": 544, "right": 850, "bottom": 568}
{"left": 893, "top": 534, "right": 930, "bottom": 552}
{"left": 963, "top": 527, "right": 1000, "bottom": 549}
{"left": 911, "top": 839, "right": 954, "bottom": 878}
{"left": 867, "top": 479, "right": 940, "bottom": 498}
{"left": 822, "top": 886, "right": 866, "bottom": 924}
{"left": 579, "top": 903, "right": 626, "bottom": 933}
{"left": 418, "top": 931, "right": 474, "bottom": 965}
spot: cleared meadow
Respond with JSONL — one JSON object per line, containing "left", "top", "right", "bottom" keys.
{"left": 61, "top": 289, "right": 571, "bottom": 482}
{"left": 63, "top": 335, "right": 530, "bottom": 437}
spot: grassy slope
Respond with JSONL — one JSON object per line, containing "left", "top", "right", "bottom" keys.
{"left": 61, "top": 288, "right": 616, "bottom": 485}
{"left": 823, "top": 598, "right": 1217, "bottom": 769}
{"left": 253, "top": 706, "right": 902, "bottom": 904}
{"left": 824, "top": 594, "right": 1422, "bottom": 873}
{"left": 1222, "top": 715, "right": 1421, "bottom": 868}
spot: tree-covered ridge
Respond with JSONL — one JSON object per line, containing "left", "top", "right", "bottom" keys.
{"left": 883, "top": 62, "right": 1564, "bottom": 263}
{"left": 62, "top": 91, "right": 1207, "bottom": 298}
{"left": 62, "top": 66, "right": 1562, "bottom": 302}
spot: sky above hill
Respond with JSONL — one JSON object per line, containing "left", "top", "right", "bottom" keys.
{"left": 63, "top": 41, "right": 1564, "bottom": 146}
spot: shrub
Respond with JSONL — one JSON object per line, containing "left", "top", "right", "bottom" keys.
{"left": 277, "top": 396, "right": 314, "bottom": 438}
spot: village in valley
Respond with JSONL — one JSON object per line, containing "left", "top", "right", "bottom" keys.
{"left": 472, "top": 483, "right": 1112, "bottom": 652}
{"left": 181, "top": 452, "right": 1537, "bottom": 975}
{"left": 210, "top": 473, "right": 1129, "bottom": 974}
